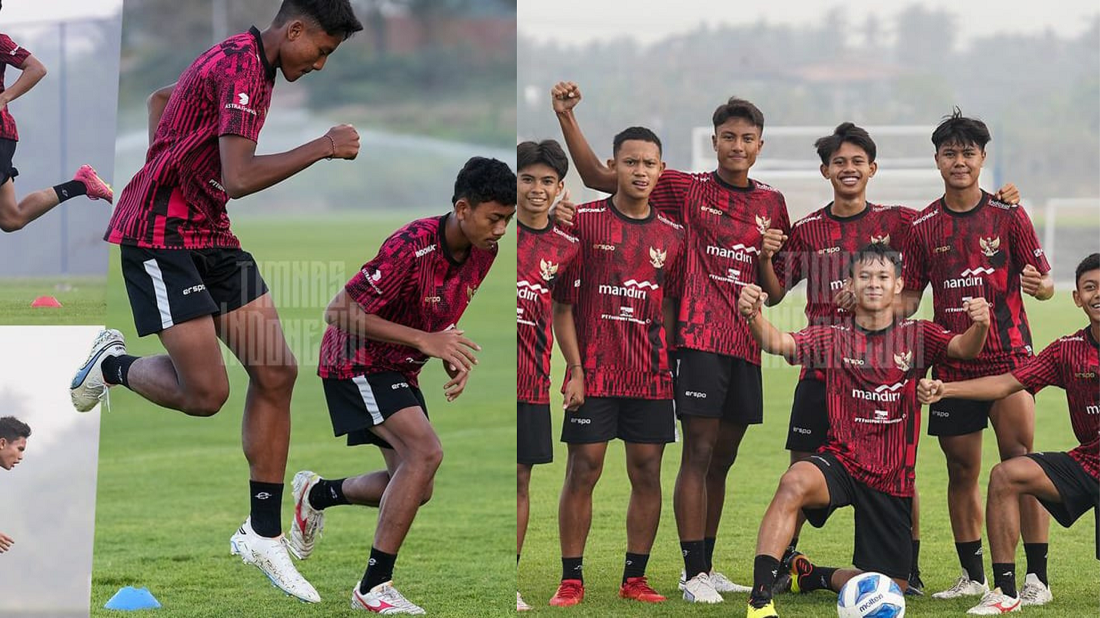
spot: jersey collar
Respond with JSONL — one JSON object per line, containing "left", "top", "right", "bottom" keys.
{"left": 249, "top": 26, "right": 277, "bottom": 81}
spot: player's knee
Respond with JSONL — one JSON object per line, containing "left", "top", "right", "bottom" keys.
{"left": 414, "top": 442, "right": 443, "bottom": 474}
{"left": 710, "top": 446, "right": 739, "bottom": 472}
{"left": 988, "top": 462, "right": 1022, "bottom": 494}
{"left": 0, "top": 214, "right": 24, "bottom": 233}
{"left": 565, "top": 459, "right": 602, "bottom": 489}
{"left": 251, "top": 359, "right": 298, "bottom": 394}
{"left": 945, "top": 458, "right": 980, "bottom": 485}
{"left": 998, "top": 442, "right": 1030, "bottom": 461}
{"left": 420, "top": 479, "right": 435, "bottom": 505}
{"left": 182, "top": 385, "right": 229, "bottom": 417}
{"left": 776, "top": 469, "right": 812, "bottom": 504}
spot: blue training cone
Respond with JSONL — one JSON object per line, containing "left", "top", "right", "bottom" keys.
{"left": 104, "top": 586, "right": 162, "bottom": 610}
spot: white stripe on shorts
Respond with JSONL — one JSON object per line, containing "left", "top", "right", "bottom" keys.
{"left": 352, "top": 375, "right": 384, "bottom": 426}
{"left": 143, "top": 258, "right": 174, "bottom": 330}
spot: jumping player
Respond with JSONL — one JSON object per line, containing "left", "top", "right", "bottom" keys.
{"left": 739, "top": 243, "right": 990, "bottom": 618}
{"left": 0, "top": 416, "right": 30, "bottom": 554}
{"left": 70, "top": 0, "right": 363, "bottom": 602}
{"left": 286, "top": 157, "right": 515, "bottom": 614}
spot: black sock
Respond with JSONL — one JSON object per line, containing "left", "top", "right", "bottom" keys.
{"left": 681, "top": 540, "right": 707, "bottom": 578}
{"left": 911, "top": 539, "right": 922, "bottom": 576}
{"left": 249, "top": 481, "right": 283, "bottom": 537}
{"left": 704, "top": 536, "right": 716, "bottom": 572}
{"left": 784, "top": 536, "right": 799, "bottom": 560}
{"left": 992, "top": 562, "right": 1017, "bottom": 597}
{"left": 308, "top": 478, "right": 349, "bottom": 510}
{"left": 1023, "top": 543, "right": 1048, "bottom": 586}
{"left": 804, "top": 566, "right": 838, "bottom": 592}
{"left": 956, "top": 540, "right": 986, "bottom": 583}
{"left": 750, "top": 554, "right": 781, "bottom": 606}
{"left": 101, "top": 354, "right": 138, "bottom": 388}
{"left": 361, "top": 547, "right": 397, "bottom": 593}
{"left": 53, "top": 180, "right": 87, "bottom": 203}
{"left": 623, "top": 552, "right": 649, "bottom": 583}
{"left": 562, "top": 556, "right": 583, "bottom": 582}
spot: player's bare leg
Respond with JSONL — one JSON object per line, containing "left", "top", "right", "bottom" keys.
{"left": 787, "top": 449, "right": 813, "bottom": 543}
{"left": 0, "top": 165, "right": 112, "bottom": 232}
{"left": 703, "top": 420, "right": 749, "bottom": 541}
{"left": 336, "top": 444, "right": 424, "bottom": 508}
{"left": 559, "top": 442, "right": 608, "bottom": 558}
{"left": 754, "top": 462, "right": 830, "bottom": 560}
{"left": 674, "top": 416, "right": 720, "bottom": 545}
{"left": 939, "top": 431, "right": 985, "bottom": 542}
{"left": 518, "top": 463, "right": 533, "bottom": 557}
{"left": 125, "top": 316, "right": 231, "bottom": 416}
{"left": 625, "top": 441, "right": 665, "bottom": 555}
{"left": 987, "top": 458, "right": 1058, "bottom": 564}
{"left": 989, "top": 391, "right": 1049, "bottom": 545}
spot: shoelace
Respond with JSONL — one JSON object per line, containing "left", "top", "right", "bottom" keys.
{"left": 1019, "top": 583, "right": 1044, "bottom": 602}
{"left": 381, "top": 587, "right": 421, "bottom": 612}
{"left": 265, "top": 539, "right": 307, "bottom": 588}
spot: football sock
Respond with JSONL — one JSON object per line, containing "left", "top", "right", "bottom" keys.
{"left": 622, "top": 552, "right": 649, "bottom": 583}
{"left": 704, "top": 536, "right": 716, "bottom": 572}
{"left": 783, "top": 536, "right": 799, "bottom": 560}
{"left": 992, "top": 562, "right": 1017, "bottom": 598}
{"left": 956, "top": 540, "right": 986, "bottom": 583}
{"left": 1023, "top": 543, "right": 1048, "bottom": 586}
{"left": 248, "top": 481, "right": 283, "bottom": 537}
{"left": 681, "top": 540, "right": 707, "bottom": 578}
{"left": 101, "top": 354, "right": 138, "bottom": 387}
{"left": 750, "top": 554, "right": 781, "bottom": 605}
{"left": 562, "top": 556, "right": 583, "bottom": 582}
{"left": 802, "top": 565, "right": 838, "bottom": 592}
{"left": 53, "top": 180, "right": 87, "bottom": 203}
{"left": 911, "top": 539, "right": 922, "bottom": 576}
{"left": 308, "top": 478, "right": 349, "bottom": 510}
{"left": 361, "top": 547, "right": 397, "bottom": 593}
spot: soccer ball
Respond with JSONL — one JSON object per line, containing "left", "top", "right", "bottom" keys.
{"left": 837, "top": 572, "right": 906, "bottom": 618}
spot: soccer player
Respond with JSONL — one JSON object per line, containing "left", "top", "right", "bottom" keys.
{"left": 69, "top": 0, "right": 363, "bottom": 602}
{"left": 285, "top": 157, "right": 515, "bottom": 614}
{"left": 0, "top": 416, "right": 30, "bottom": 554}
{"left": 0, "top": 26, "right": 112, "bottom": 233}
{"left": 514, "top": 140, "right": 580, "bottom": 612}
{"left": 739, "top": 243, "right": 990, "bottom": 618}
{"left": 547, "top": 126, "right": 684, "bottom": 607}
{"left": 917, "top": 252, "right": 1100, "bottom": 614}
{"left": 900, "top": 110, "right": 1054, "bottom": 602}
{"left": 552, "top": 81, "right": 789, "bottom": 603}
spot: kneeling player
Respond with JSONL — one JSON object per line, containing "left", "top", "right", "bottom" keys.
{"left": 918, "top": 253, "right": 1100, "bottom": 615}
{"left": 287, "top": 157, "right": 515, "bottom": 614}
{"left": 739, "top": 244, "right": 990, "bottom": 618}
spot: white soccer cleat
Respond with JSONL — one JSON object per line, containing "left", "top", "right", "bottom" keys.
{"left": 517, "top": 591, "right": 531, "bottom": 611}
{"left": 230, "top": 518, "right": 320, "bottom": 603}
{"left": 70, "top": 329, "right": 126, "bottom": 412}
{"left": 966, "top": 588, "right": 1022, "bottom": 614}
{"left": 1018, "top": 573, "right": 1052, "bottom": 606}
{"left": 709, "top": 570, "right": 752, "bottom": 593}
{"left": 287, "top": 470, "right": 324, "bottom": 560}
{"left": 351, "top": 581, "right": 425, "bottom": 614}
{"left": 934, "top": 571, "right": 990, "bottom": 599}
{"left": 679, "top": 571, "right": 723, "bottom": 603}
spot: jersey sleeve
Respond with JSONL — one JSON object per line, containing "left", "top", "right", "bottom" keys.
{"left": 789, "top": 325, "right": 835, "bottom": 366}
{"left": 213, "top": 52, "right": 268, "bottom": 141}
{"left": 552, "top": 250, "right": 581, "bottom": 305}
{"left": 1010, "top": 339, "right": 1064, "bottom": 393}
{"left": 0, "top": 35, "right": 31, "bottom": 68}
{"left": 901, "top": 220, "right": 930, "bottom": 294}
{"left": 664, "top": 232, "right": 686, "bottom": 300}
{"left": 648, "top": 169, "right": 691, "bottom": 223}
{"left": 919, "top": 320, "right": 956, "bottom": 368}
{"left": 1009, "top": 205, "right": 1051, "bottom": 275}
{"left": 345, "top": 232, "right": 416, "bottom": 315}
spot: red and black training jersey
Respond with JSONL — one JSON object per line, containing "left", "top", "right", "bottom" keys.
{"left": 318, "top": 214, "right": 497, "bottom": 386}
{"left": 777, "top": 202, "right": 917, "bottom": 380}
{"left": 1012, "top": 327, "right": 1100, "bottom": 480}
{"left": 649, "top": 168, "right": 791, "bottom": 363}
{"left": 790, "top": 319, "right": 955, "bottom": 496}
{"left": 517, "top": 220, "right": 580, "bottom": 404}
{"left": 903, "top": 191, "right": 1049, "bottom": 381}
{"left": 107, "top": 27, "right": 275, "bottom": 249}
{"left": 0, "top": 34, "right": 31, "bottom": 141}
{"left": 553, "top": 198, "right": 685, "bottom": 399}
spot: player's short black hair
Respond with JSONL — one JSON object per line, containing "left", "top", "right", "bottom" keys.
{"left": 815, "top": 122, "right": 877, "bottom": 164}
{"left": 0, "top": 416, "right": 30, "bottom": 442}
{"left": 612, "top": 126, "right": 662, "bottom": 157}
{"left": 931, "top": 107, "right": 992, "bottom": 152}
{"left": 848, "top": 242, "right": 902, "bottom": 277}
{"left": 453, "top": 157, "right": 516, "bottom": 208}
{"left": 517, "top": 140, "right": 569, "bottom": 182}
{"left": 713, "top": 97, "right": 765, "bottom": 133}
{"left": 274, "top": 0, "right": 363, "bottom": 40}
{"left": 1076, "top": 253, "right": 1100, "bottom": 287}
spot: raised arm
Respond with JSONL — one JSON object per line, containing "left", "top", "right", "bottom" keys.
{"left": 551, "top": 81, "right": 616, "bottom": 193}
{"left": 757, "top": 229, "right": 789, "bottom": 305}
{"left": 738, "top": 284, "right": 797, "bottom": 359}
{"left": 219, "top": 123, "right": 359, "bottom": 199}
{"left": 918, "top": 373, "right": 1025, "bottom": 405}
{"left": 147, "top": 83, "right": 176, "bottom": 145}
{"left": 945, "top": 297, "right": 990, "bottom": 360}
{"left": 553, "top": 300, "right": 584, "bottom": 411}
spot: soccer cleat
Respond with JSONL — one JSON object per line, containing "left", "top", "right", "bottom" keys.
{"left": 351, "top": 581, "right": 425, "bottom": 614}
{"left": 1018, "top": 573, "right": 1052, "bottom": 606}
{"left": 906, "top": 571, "right": 925, "bottom": 596}
{"left": 619, "top": 576, "right": 665, "bottom": 603}
{"left": 787, "top": 552, "right": 813, "bottom": 594}
{"left": 966, "top": 588, "right": 1022, "bottom": 614}
{"left": 74, "top": 164, "right": 114, "bottom": 204}
{"left": 933, "top": 571, "right": 990, "bottom": 599}
{"left": 70, "top": 329, "right": 126, "bottom": 413}
{"left": 517, "top": 591, "right": 531, "bottom": 611}
{"left": 230, "top": 518, "right": 320, "bottom": 603}
{"left": 680, "top": 571, "right": 723, "bottom": 603}
{"left": 287, "top": 470, "right": 324, "bottom": 560}
{"left": 548, "top": 579, "right": 584, "bottom": 607}
{"left": 710, "top": 570, "right": 752, "bottom": 593}
{"left": 746, "top": 599, "right": 779, "bottom": 618}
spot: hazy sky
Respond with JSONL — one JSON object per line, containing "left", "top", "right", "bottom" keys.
{"left": 520, "top": 0, "right": 1098, "bottom": 47}
{"left": 2, "top": 0, "right": 121, "bottom": 24}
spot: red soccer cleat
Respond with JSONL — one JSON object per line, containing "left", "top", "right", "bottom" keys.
{"left": 74, "top": 164, "right": 114, "bottom": 204}
{"left": 549, "top": 579, "right": 585, "bottom": 607}
{"left": 619, "top": 576, "right": 666, "bottom": 603}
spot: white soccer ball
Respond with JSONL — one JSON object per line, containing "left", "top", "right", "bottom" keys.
{"left": 836, "top": 572, "right": 906, "bottom": 618}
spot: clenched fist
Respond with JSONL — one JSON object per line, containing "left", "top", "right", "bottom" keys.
{"left": 738, "top": 284, "right": 768, "bottom": 319}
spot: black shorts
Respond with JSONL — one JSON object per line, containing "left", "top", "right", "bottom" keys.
{"left": 1025, "top": 452, "right": 1099, "bottom": 531}
{"left": 927, "top": 396, "right": 993, "bottom": 436}
{"left": 786, "top": 378, "right": 828, "bottom": 452}
{"left": 322, "top": 373, "right": 428, "bottom": 449}
{"left": 518, "top": 401, "right": 553, "bottom": 465}
{"left": 0, "top": 138, "right": 18, "bottom": 185}
{"left": 674, "top": 350, "right": 762, "bottom": 425}
{"left": 803, "top": 452, "right": 913, "bottom": 579}
{"left": 560, "top": 397, "right": 675, "bottom": 444}
{"left": 120, "top": 245, "right": 269, "bottom": 336}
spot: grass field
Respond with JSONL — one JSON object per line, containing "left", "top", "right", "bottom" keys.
{"left": 91, "top": 213, "right": 515, "bottom": 617}
{"left": 0, "top": 276, "right": 106, "bottom": 324}
{"left": 518, "top": 293, "right": 1100, "bottom": 617}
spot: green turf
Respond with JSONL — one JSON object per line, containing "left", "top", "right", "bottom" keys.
{"left": 519, "top": 293, "right": 1100, "bottom": 617}
{"left": 91, "top": 213, "right": 515, "bottom": 617}
{"left": 0, "top": 276, "right": 106, "bottom": 324}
